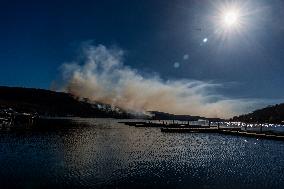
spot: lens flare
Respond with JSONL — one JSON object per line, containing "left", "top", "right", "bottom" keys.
{"left": 223, "top": 10, "right": 240, "bottom": 27}
{"left": 211, "top": 1, "right": 253, "bottom": 40}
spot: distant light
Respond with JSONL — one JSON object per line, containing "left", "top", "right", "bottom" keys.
{"left": 203, "top": 38, "right": 208, "bottom": 43}
{"left": 173, "top": 62, "right": 180, "bottom": 68}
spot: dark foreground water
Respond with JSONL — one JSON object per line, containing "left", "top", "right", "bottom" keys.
{"left": 0, "top": 118, "right": 284, "bottom": 189}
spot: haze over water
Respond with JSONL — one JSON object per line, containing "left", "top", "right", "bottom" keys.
{"left": 0, "top": 118, "right": 284, "bottom": 189}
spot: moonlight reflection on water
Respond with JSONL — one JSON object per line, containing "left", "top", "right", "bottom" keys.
{"left": 0, "top": 118, "right": 284, "bottom": 189}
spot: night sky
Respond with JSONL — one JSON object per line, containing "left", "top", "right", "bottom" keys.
{"left": 1, "top": 0, "right": 284, "bottom": 103}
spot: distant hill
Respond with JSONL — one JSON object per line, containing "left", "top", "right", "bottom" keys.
{"left": 0, "top": 86, "right": 246, "bottom": 121}
{"left": 0, "top": 86, "right": 132, "bottom": 118}
{"left": 231, "top": 103, "right": 284, "bottom": 124}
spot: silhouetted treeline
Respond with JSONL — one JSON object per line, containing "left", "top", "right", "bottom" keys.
{"left": 149, "top": 111, "right": 223, "bottom": 122}
{"left": 231, "top": 103, "right": 284, "bottom": 124}
{"left": 0, "top": 86, "right": 132, "bottom": 118}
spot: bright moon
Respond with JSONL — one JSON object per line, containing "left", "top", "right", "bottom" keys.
{"left": 222, "top": 10, "right": 240, "bottom": 28}
{"left": 214, "top": 3, "right": 252, "bottom": 38}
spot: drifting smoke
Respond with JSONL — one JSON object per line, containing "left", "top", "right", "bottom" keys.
{"left": 59, "top": 44, "right": 258, "bottom": 118}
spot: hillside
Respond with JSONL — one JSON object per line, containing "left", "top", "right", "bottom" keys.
{"left": 231, "top": 103, "right": 284, "bottom": 124}
{"left": 0, "top": 86, "right": 131, "bottom": 118}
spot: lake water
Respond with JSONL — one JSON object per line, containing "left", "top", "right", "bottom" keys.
{"left": 0, "top": 118, "right": 284, "bottom": 189}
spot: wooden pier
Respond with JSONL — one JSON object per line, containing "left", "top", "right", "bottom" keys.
{"left": 118, "top": 121, "right": 209, "bottom": 128}
{"left": 119, "top": 121, "right": 284, "bottom": 141}
{"left": 161, "top": 127, "right": 284, "bottom": 141}
{"left": 161, "top": 127, "right": 241, "bottom": 133}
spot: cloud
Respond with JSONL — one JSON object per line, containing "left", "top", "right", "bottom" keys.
{"left": 58, "top": 44, "right": 263, "bottom": 118}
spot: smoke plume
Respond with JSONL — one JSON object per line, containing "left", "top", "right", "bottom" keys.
{"left": 59, "top": 44, "right": 257, "bottom": 118}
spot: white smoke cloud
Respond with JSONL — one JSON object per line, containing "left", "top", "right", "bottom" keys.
{"left": 58, "top": 44, "right": 262, "bottom": 118}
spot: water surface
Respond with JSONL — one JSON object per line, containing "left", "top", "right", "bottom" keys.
{"left": 0, "top": 118, "right": 284, "bottom": 189}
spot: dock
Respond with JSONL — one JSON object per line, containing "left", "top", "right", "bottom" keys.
{"left": 161, "top": 127, "right": 284, "bottom": 141}
{"left": 161, "top": 127, "right": 241, "bottom": 133}
{"left": 118, "top": 121, "right": 209, "bottom": 128}
{"left": 119, "top": 121, "right": 284, "bottom": 141}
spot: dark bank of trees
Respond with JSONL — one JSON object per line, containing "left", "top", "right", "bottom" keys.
{"left": 2, "top": 86, "right": 283, "bottom": 123}
{"left": 149, "top": 111, "right": 224, "bottom": 122}
{"left": 231, "top": 104, "right": 284, "bottom": 124}
{"left": 0, "top": 86, "right": 131, "bottom": 118}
